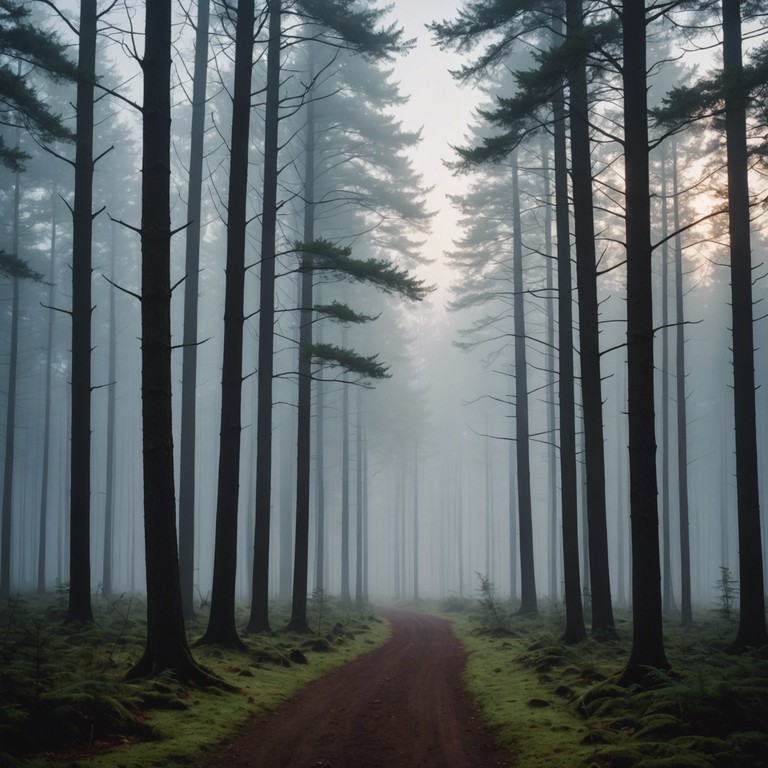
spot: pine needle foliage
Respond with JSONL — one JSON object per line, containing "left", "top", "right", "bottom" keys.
{"left": 0, "top": 0, "right": 76, "bottom": 169}
{"left": 314, "top": 300, "right": 379, "bottom": 324}
{"left": 304, "top": 341, "right": 390, "bottom": 381}
{"left": 297, "top": 238, "right": 431, "bottom": 301}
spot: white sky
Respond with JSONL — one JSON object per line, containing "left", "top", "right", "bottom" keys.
{"left": 386, "top": 2, "right": 483, "bottom": 296}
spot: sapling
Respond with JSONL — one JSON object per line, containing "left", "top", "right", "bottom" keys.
{"left": 476, "top": 572, "right": 509, "bottom": 634}
{"left": 715, "top": 565, "right": 738, "bottom": 631}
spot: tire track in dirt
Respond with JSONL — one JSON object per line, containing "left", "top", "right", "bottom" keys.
{"left": 201, "top": 608, "right": 513, "bottom": 768}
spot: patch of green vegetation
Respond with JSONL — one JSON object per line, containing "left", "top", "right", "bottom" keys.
{"left": 450, "top": 603, "right": 768, "bottom": 768}
{"left": 1, "top": 591, "right": 390, "bottom": 768}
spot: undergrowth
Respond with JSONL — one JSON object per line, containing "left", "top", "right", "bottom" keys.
{"left": 447, "top": 598, "right": 768, "bottom": 768}
{"left": 0, "top": 590, "right": 389, "bottom": 768}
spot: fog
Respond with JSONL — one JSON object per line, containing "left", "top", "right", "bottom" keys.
{"left": 1, "top": 0, "right": 766, "bottom": 629}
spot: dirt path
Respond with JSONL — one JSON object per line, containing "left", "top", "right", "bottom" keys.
{"left": 200, "top": 608, "right": 513, "bottom": 768}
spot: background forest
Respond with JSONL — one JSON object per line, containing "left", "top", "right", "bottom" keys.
{"left": 1, "top": 0, "right": 768, "bottom": 690}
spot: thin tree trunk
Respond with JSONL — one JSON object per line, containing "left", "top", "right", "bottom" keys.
{"left": 722, "top": 0, "right": 768, "bottom": 651}
{"left": 178, "top": 0, "right": 211, "bottom": 621}
{"left": 542, "top": 136, "right": 558, "bottom": 604}
{"left": 671, "top": 139, "right": 692, "bottom": 627}
{"left": 619, "top": 0, "right": 669, "bottom": 684}
{"left": 248, "top": 0, "right": 281, "bottom": 634}
{"left": 355, "top": 388, "right": 364, "bottom": 609}
{"left": 660, "top": 151, "right": 674, "bottom": 616}
{"left": 508, "top": 367, "right": 517, "bottom": 600}
{"left": 198, "top": 0, "right": 253, "bottom": 648}
{"left": 553, "top": 75, "right": 585, "bottom": 643}
{"left": 566, "top": 0, "right": 614, "bottom": 636}
{"left": 38, "top": 192, "right": 58, "bottom": 595}
{"left": 288, "top": 78, "right": 316, "bottom": 632}
{"left": 413, "top": 440, "right": 419, "bottom": 603}
{"left": 0, "top": 274, "right": 18, "bottom": 601}
{"left": 340, "top": 337, "right": 351, "bottom": 607}
{"left": 512, "top": 158, "right": 537, "bottom": 615}
{"left": 67, "top": 0, "right": 97, "bottom": 625}
{"left": 102, "top": 226, "right": 117, "bottom": 597}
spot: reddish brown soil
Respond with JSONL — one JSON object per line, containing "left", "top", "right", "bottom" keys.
{"left": 200, "top": 608, "right": 513, "bottom": 768}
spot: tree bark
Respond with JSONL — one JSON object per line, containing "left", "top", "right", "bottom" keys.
{"left": 102, "top": 226, "right": 117, "bottom": 597}
{"left": 722, "top": 0, "right": 768, "bottom": 652}
{"left": 566, "top": 0, "right": 614, "bottom": 636}
{"left": 288, "top": 78, "right": 316, "bottom": 633}
{"left": 198, "top": 0, "right": 253, "bottom": 649}
{"left": 671, "top": 139, "right": 692, "bottom": 627}
{"left": 131, "top": 0, "right": 216, "bottom": 684}
{"left": 511, "top": 158, "right": 537, "bottom": 615}
{"left": 619, "top": 0, "right": 669, "bottom": 684}
{"left": 553, "top": 76, "right": 585, "bottom": 643}
{"left": 247, "top": 0, "right": 282, "bottom": 634}
{"left": 67, "top": 0, "right": 97, "bottom": 625}
{"left": 178, "top": 0, "right": 211, "bottom": 621}
{"left": 38, "top": 192, "right": 58, "bottom": 595}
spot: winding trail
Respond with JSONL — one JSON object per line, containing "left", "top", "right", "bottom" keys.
{"left": 201, "top": 608, "right": 513, "bottom": 768}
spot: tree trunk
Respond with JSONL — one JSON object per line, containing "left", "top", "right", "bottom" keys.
{"left": 507, "top": 368, "right": 517, "bottom": 600}
{"left": 287, "top": 80, "right": 316, "bottom": 633}
{"left": 671, "top": 139, "right": 692, "bottom": 627}
{"left": 131, "top": 0, "right": 215, "bottom": 684}
{"left": 512, "top": 158, "right": 537, "bottom": 615}
{"left": 314, "top": 322, "right": 326, "bottom": 592}
{"left": 659, "top": 151, "right": 674, "bottom": 616}
{"left": 0, "top": 271, "right": 18, "bottom": 601}
{"left": 722, "top": 0, "right": 768, "bottom": 652}
{"left": 67, "top": 0, "right": 97, "bottom": 625}
{"left": 102, "top": 226, "right": 117, "bottom": 597}
{"left": 178, "top": 0, "right": 211, "bottom": 621}
{"left": 542, "top": 135, "right": 558, "bottom": 604}
{"left": 413, "top": 440, "right": 419, "bottom": 603}
{"left": 619, "top": 1, "right": 669, "bottom": 684}
{"left": 198, "top": 0, "right": 253, "bottom": 648}
{"left": 247, "top": 0, "right": 281, "bottom": 634}
{"left": 38, "top": 191, "right": 58, "bottom": 595}
{"left": 566, "top": 0, "right": 614, "bottom": 636}
{"left": 355, "top": 388, "right": 364, "bottom": 610}
{"left": 340, "top": 337, "right": 351, "bottom": 607}
{"left": 553, "top": 75, "right": 585, "bottom": 643}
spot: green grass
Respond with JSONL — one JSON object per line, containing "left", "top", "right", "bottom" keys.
{"left": 0, "top": 590, "right": 390, "bottom": 768}
{"left": 446, "top": 600, "right": 768, "bottom": 768}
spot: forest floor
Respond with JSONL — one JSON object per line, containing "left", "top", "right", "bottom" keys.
{"left": 3, "top": 591, "right": 768, "bottom": 768}
{"left": 198, "top": 607, "right": 513, "bottom": 768}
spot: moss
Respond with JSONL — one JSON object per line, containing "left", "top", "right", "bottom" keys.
{"left": 449, "top": 605, "right": 768, "bottom": 768}
{"left": 1, "top": 595, "right": 390, "bottom": 768}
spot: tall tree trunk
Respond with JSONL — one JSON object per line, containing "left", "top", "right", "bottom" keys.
{"left": 67, "top": 0, "right": 97, "bottom": 625}
{"left": 355, "top": 388, "right": 364, "bottom": 609}
{"left": 507, "top": 367, "right": 517, "bottom": 600}
{"left": 554, "top": 76, "right": 585, "bottom": 643}
{"left": 340, "top": 339, "right": 351, "bottom": 607}
{"left": 619, "top": 1, "right": 669, "bottom": 684}
{"left": 512, "top": 158, "right": 537, "bottom": 615}
{"left": 38, "top": 191, "right": 58, "bottom": 595}
{"left": 178, "top": 0, "right": 211, "bottom": 621}
{"left": 0, "top": 170, "right": 20, "bottom": 602}
{"left": 722, "top": 0, "right": 768, "bottom": 652}
{"left": 659, "top": 151, "right": 674, "bottom": 616}
{"left": 247, "top": 0, "right": 281, "bottom": 634}
{"left": 671, "top": 139, "right": 692, "bottom": 627}
{"left": 542, "top": 136, "right": 558, "bottom": 604}
{"left": 314, "top": 323, "right": 326, "bottom": 592}
{"left": 288, "top": 79, "right": 316, "bottom": 632}
{"left": 566, "top": 0, "right": 614, "bottom": 636}
{"left": 198, "top": 0, "right": 253, "bottom": 648}
{"left": 131, "top": 0, "right": 214, "bottom": 683}
{"left": 102, "top": 226, "right": 117, "bottom": 597}
{"left": 413, "top": 440, "right": 419, "bottom": 602}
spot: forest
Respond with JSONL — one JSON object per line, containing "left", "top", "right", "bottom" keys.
{"left": 1, "top": 0, "right": 768, "bottom": 766}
